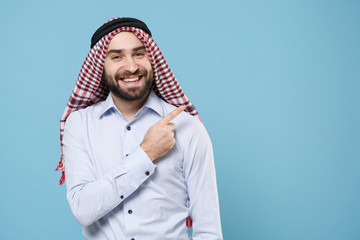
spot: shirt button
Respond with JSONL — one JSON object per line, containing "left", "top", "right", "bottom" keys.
{"left": 127, "top": 126, "right": 131, "bottom": 131}
{"left": 126, "top": 154, "right": 129, "bottom": 157}
{"left": 131, "top": 238, "right": 135, "bottom": 240}
{"left": 128, "top": 209, "right": 133, "bottom": 214}
{"left": 120, "top": 195, "right": 124, "bottom": 199}
{"left": 145, "top": 171, "right": 150, "bottom": 176}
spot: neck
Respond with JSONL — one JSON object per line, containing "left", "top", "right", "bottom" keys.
{"left": 111, "top": 91, "right": 150, "bottom": 122}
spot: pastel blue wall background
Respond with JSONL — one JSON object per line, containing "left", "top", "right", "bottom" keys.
{"left": 0, "top": 0, "right": 359, "bottom": 239}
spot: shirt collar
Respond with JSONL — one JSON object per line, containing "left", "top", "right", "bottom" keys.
{"left": 99, "top": 93, "right": 117, "bottom": 119}
{"left": 99, "top": 90, "right": 164, "bottom": 119}
{"left": 142, "top": 90, "right": 164, "bottom": 117}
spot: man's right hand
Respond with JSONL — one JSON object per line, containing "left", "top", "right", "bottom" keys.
{"left": 140, "top": 106, "right": 185, "bottom": 162}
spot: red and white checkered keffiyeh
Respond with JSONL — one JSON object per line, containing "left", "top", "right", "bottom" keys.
{"left": 56, "top": 25, "right": 198, "bottom": 185}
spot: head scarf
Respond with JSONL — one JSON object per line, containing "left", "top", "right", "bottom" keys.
{"left": 56, "top": 17, "right": 198, "bottom": 185}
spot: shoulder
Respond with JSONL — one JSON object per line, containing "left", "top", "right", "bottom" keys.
{"left": 161, "top": 100, "right": 202, "bottom": 127}
{"left": 65, "top": 100, "right": 106, "bottom": 125}
{"left": 160, "top": 100, "right": 210, "bottom": 141}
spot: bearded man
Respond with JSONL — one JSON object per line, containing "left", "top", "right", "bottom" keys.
{"left": 56, "top": 17, "right": 223, "bottom": 240}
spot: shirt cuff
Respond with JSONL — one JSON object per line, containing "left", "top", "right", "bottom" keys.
{"left": 122, "top": 146, "right": 156, "bottom": 186}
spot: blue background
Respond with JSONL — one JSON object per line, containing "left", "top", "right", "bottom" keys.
{"left": 0, "top": 0, "right": 359, "bottom": 239}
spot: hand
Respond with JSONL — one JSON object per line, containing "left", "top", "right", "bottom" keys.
{"left": 140, "top": 106, "right": 185, "bottom": 161}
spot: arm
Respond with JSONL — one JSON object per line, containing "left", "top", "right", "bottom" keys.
{"left": 184, "top": 121, "right": 223, "bottom": 239}
{"left": 63, "top": 113, "right": 155, "bottom": 227}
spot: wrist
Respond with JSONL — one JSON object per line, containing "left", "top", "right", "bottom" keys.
{"left": 140, "top": 143, "right": 155, "bottom": 162}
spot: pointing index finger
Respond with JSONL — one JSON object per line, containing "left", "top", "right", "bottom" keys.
{"left": 160, "top": 106, "right": 185, "bottom": 124}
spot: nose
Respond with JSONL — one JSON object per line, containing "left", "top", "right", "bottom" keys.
{"left": 123, "top": 56, "right": 138, "bottom": 73}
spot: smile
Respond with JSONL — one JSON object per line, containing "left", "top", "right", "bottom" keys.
{"left": 121, "top": 76, "right": 141, "bottom": 82}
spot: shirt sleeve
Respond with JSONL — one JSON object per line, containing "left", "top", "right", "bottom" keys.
{"left": 183, "top": 120, "right": 223, "bottom": 240}
{"left": 63, "top": 112, "right": 155, "bottom": 227}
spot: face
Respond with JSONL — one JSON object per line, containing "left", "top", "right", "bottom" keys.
{"left": 103, "top": 31, "right": 154, "bottom": 102}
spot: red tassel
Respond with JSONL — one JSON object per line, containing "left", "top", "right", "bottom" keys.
{"left": 59, "top": 171, "right": 65, "bottom": 185}
{"left": 186, "top": 216, "right": 193, "bottom": 228}
{"left": 55, "top": 153, "right": 65, "bottom": 185}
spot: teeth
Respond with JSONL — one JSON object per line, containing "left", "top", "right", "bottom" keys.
{"left": 122, "top": 77, "right": 140, "bottom": 82}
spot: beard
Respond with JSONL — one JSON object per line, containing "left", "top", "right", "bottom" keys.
{"left": 103, "top": 68, "right": 154, "bottom": 102}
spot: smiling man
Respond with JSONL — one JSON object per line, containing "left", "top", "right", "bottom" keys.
{"left": 57, "top": 17, "right": 223, "bottom": 240}
{"left": 103, "top": 32, "right": 154, "bottom": 105}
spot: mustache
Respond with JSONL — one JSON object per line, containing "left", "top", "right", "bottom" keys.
{"left": 115, "top": 69, "right": 147, "bottom": 79}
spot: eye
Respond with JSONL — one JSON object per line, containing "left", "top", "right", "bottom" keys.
{"left": 135, "top": 52, "right": 145, "bottom": 57}
{"left": 112, "top": 55, "right": 121, "bottom": 60}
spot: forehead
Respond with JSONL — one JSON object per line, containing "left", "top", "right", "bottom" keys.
{"left": 107, "top": 31, "right": 144, "bottom": 50}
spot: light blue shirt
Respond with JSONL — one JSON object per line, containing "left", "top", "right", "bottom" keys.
{"left": 63, "top": 90, "right": 223, "bottom": 240}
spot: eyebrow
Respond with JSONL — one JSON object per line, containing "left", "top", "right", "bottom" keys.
{"left": 107, "top": 46, "right": 146, "bottom": 55}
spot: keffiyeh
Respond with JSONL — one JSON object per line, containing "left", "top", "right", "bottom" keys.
{"left": 56, "top": 17, "right": 198, "bottom": 185}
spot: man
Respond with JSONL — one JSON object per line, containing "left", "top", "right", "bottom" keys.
{"left": 56, "top": 17, "right": 223, "bottom": 240}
